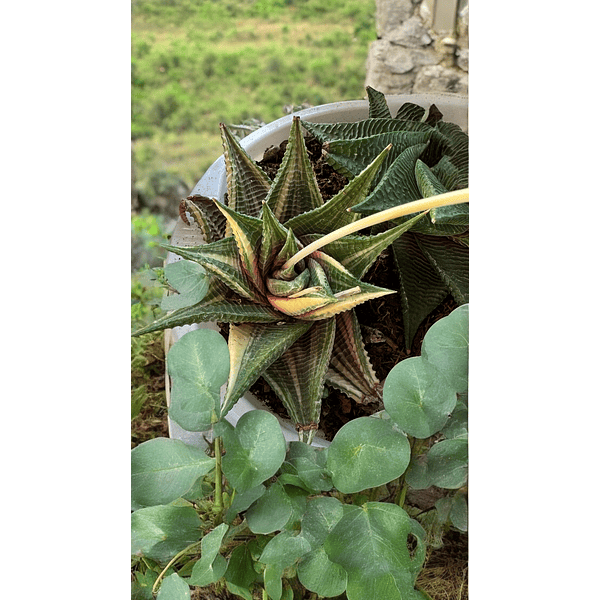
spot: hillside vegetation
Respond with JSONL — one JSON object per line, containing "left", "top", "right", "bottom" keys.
{"left": 132, "top": 0, "right": 376, "bottom": 194}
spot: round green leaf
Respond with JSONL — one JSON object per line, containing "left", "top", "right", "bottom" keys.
{"left": 441, "top": 399, "right": 468, "bottom": 440}
{"left": 131, "top": 505, "right": 201, "bottom": 564}
{"left": 299, "top": 496, "right": 345, "bottom": 548}
{"left": 221, "top": 410, "right": 286, "bottom": 493}
{"left": 156, "top": 573, "right": 191, "bottom": 600}
{"left": 383, "top": 356, "right": 457, "bottom": 438}
{"left": 131, "top": 437, "right": 215, "bottom": 507}
{"left": 224, "top": 543, "right": 258, "bottom": 592}
{"left": 324, "top": 502, "right": 426, "bottom": 600}
{"left": 427, "top": 438, "right": 468, "bottom": 489}
{"left": 161, "top": 260, "right": 209, "bottom": 311}
{"left": 188, "top": 523, "right": 229, "bottom": 587}
{"left": 167, "top": 328, "right": 230, "bottom": 432}
{"left": 326, "top": 417, "right": 410, "bottom": 494}
{"left": 297, "top": 547, "right": 348, "bottom": 597}
{"left": 259, "top": 530, "right": 311, "bottom": 569}
{"left": 421, "top": 304, "right": 468, "bottom": 393}
{"left": 246, "top": 481, "right": 292, "bottom": 534}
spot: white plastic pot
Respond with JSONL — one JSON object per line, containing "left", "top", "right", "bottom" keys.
{"left": 165, "top": 93, "right": 468, "bottom": 449}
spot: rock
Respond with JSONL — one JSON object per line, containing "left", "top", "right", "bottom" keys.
{"left": 375, "top": 0, "right": 414, "bottom": 38}
{"left": 388, "top": 16, "right": 432, "bottom": 48}
{"left": 413, "top": 64, "right": 468, "bottom": 95}
{"left": 365, "top": 40, "right": 417, "bottom": 94}
{"left": 457, "top": 47, "right": 469, "bottom": 72}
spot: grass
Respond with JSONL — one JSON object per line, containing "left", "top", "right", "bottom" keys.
{"left": 132, "top": 0, "right": 376, "bottom": 192}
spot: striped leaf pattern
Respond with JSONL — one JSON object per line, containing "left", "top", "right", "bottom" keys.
{"left": 134, "top": 89, "right": 465, "bottom": 439}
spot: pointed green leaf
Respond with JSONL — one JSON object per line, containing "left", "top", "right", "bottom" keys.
{"left": 265, "top": 116, "right": 323, "bottom": 223}
{"left": 383, "top": 356, "right": 457, "bottom": 439}
{"left": 296, "top": 251, "right": 394, "bottom": 320}
{"left": 285, "top": 143, "right": 392, "bottom": 236}
{"left": 266, "top": 268, "right": 310, "bottom": 297}
{"left": 167, "top": 328, "right": 230, "bottom": 432}
{"left": 323, "top": 132, "right": 431, "bottom": 180}
{"left": 366, "top": 85, "right": 392, "bottom": 119}
{"left": 417, "top": 234, "right": 469, "bottom": 304}
{"left": 188, "top": 523, "right": 229, "bottom": 586}
{"left": 350, "top": 143, "right": 429, "bottom": 215}
{"left": 223, "top": 321, "right": 313, "bottom": 415}
{"left": 161, "top": 260, "right": 209, "bottom": 311}
{"left": 323, "top": 502, "right": 426, "bottom": 599}
{"left": 132, "top": 278, "right": 281, "bottom": 337}
{"left": 327, "top": 418, "right": 410, "bottom": 493}
{"left": 301, "top": 117, "right": 432, "bottom": 146}
{"left": 259, "top": 201, "right": 290, "bottom": 275}
{"left": 221, "top": 123, "right": 272, "bottom": 220}
{"left": 415, "top": 159, "right": 448, "bottom": 198}
{"left": 301, "top": 212, "right": 425, "bottom": 280}
{"left": 325, "top": 310, "right": 381, "bottom": 404}
{"left": 394, "top": 101, "right": 427, "bottom": 122}
{"left": 132, "top": 438, "right": 215, "bottom": 507}
{"left": 213, "top": 202, "right": 266, "bottom": 297}
{"left": 219, "top": 410, "right": 287, "bottom": 494}
{"left": 162, "top": 238, "right": 256, "bottom": 300}
{"left": 391, "top": 234, "right": 450, "bottom": 350}
{"left": 131, "top": 505, "right": 201, "bottom": 563}
{"left": 156, "top": 573, "right": 190, "bottom": 600}
{"left": 263, "top": 317, "right": 336, "bottom": 438}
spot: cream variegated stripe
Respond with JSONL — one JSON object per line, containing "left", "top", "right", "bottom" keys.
{"left": 267, "top": 292, "right": 335, "bottom": 317}
{"left": 213, "top": 202, "right": 265, "bottom": 296}
{"left": 263, "top": 318, "right": 336, "bottom": 443}
{"left": 299, "top": 288, "right": 394, "bottom": 321}
{"left": 161, "top": 240, "right": 256, "bottom": 301}
{"left": 326, "top": 311, "right": 381, "bottom": 404}
{"left": 222, "top": 321, "right": 312, "bottom": 417}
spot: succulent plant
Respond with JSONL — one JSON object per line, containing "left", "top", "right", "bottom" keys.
{"left": 134, "top": 101, "right": 468, "bottom": 443}
{"left": 302, "top": 86, "right": 469, "bottom": 349}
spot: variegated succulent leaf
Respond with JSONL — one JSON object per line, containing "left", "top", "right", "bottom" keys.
{"left": 220, "top": 122, "right": 272, "bottom": 222}
{"left": 180, "top": 195, "right": 227, "bottom": 243}
{"left": 134, "top": 105, "right": 435, "bottom": 437}
{"left": 263, "top": 318, "right": 336, "bottom": 444}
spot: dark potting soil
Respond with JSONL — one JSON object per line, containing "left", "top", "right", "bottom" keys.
{"left": 246, "top": 135, "right": 459, "bottom": 442}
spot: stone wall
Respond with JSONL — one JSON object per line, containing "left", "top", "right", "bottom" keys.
{"left": 365, "top": 0, "right": 468, "bottom": 96}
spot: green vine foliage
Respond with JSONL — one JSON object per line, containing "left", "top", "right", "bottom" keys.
{"left": 131, "top": 304, "right": 468, "bottom": 600}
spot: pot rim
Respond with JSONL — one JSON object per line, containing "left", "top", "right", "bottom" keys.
{"left": 166, "top": 93, "right": 468, "bottom": 449}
